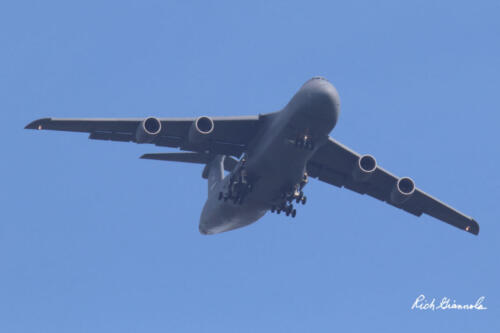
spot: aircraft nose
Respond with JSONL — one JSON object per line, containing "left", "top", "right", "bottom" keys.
{"left": 300, "top": 77, "right": 340, "bottom": 126}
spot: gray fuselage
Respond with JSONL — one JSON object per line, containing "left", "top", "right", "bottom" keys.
{"left": 199, "top": 77, "right": 340, "bottom": 234}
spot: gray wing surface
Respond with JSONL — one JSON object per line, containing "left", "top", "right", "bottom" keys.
{"left": 25, "top": 116, "right": 261, "bottom": 157}
{"left": 307, "top": 137, "right": 479, "bottom": 235}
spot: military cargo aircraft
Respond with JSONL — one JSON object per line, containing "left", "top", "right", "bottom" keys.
{"left": 25, "top": 77, "right": 479, "bottom": 235}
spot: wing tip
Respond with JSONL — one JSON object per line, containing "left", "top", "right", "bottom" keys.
{"left": 25, "top": 118, "right": 51, "bottom": 130}
{"left": 467, "top": 219, "right": 480, "bottom": 236}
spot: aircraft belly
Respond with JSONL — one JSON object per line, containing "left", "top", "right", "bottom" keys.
{"left": 246, "top": 134, "right": 317, "bottom": 204}
{"left": 199, "top": 78, "right": 340, "bottom": 234}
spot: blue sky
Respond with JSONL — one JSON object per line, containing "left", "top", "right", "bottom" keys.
{"left": 1, "top": 0, "right": 499, "bottom": 331}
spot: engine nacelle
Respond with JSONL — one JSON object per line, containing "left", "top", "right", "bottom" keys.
{"left": 352, "top": 154, "right": 377, "bottom": 182}
{"left": 189, "top": 116, "right": 214, "bottom": 143}
{"left": 390, "top": 177, "right": 415, "bottom": 204}
{"left": 136, "top": 117, "right": 162, "bottom": 143}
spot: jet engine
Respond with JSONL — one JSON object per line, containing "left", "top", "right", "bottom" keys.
{"left": 136, "top": 117, "right": 162, "bottom": 143}
{"left": 352, "top": 154, "right": 377, "bottom": 182}
{"left": 189, "top": 116, "right": 214, "bottom": 143}
{"left": 390, "top": 177, "right": 415, "bottom": 204}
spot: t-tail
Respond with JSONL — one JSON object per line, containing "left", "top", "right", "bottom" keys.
{"left": 206, "top": 155, "right": 225, "bottom": 193}
{"left": 140, "top": 152, "right": 235, "bottom": 193}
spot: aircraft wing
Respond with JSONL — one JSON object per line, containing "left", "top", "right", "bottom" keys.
{"left": 25, "top": 116, "right": 262, "bottom": 157}
{"left": 307, "top": 137, "right": 479, "bottom": 235}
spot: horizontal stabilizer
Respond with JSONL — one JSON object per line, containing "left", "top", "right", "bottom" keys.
{"left": 141, "top": 152, "right": 209, "bottom": 164}
{"left": 141, "top": 152, "right": 238, "bottom": 173}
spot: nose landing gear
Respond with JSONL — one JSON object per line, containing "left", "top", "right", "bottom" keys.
{"left": 293, "top": 135, "right": 315, "bottom": 150}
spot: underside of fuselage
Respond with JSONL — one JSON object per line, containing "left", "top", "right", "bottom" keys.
{"left": 199, "top": 77, "right": 340, "bottom": 235}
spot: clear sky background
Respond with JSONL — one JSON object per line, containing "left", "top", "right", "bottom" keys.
{"left": 1, "top": 1, "right": 499, "bottom": 332}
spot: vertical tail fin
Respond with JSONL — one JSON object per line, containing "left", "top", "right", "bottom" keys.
{"left": 206, "top": 155, "right": 225, "bottom": 193}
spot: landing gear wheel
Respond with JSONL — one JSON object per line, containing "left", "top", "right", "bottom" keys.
{"left": 277, "top": 209, "right": 281, "bottom": 214}
{"left": 291, "top": 209, "right": 296, "bottom": 218}
{"left": 301, "top": 196, "right": 307, "bottom": 205}
{"left": 285, "top": 211, "right": 290, "bottom": 216}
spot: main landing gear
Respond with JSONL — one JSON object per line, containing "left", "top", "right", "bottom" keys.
{"left": 270, "top": 173, "right": 308, "bottom": 218}
{"left": 271, "top": 203, "right": 297, "bottom": 218}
